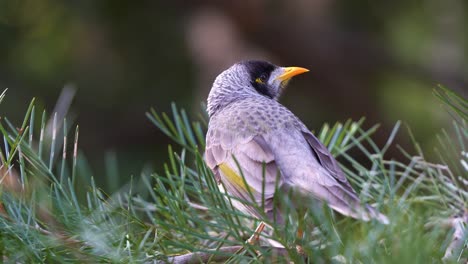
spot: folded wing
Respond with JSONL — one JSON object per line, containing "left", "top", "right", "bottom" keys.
{"left": 205, "top": 130, "right": 282, "bottom": 220}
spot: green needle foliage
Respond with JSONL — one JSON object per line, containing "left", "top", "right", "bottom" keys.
{"left": 0, "top": 87, "right": 466, "bottom": 263}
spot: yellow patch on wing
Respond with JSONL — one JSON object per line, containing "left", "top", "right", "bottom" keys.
{"left": 218, "top": 163, "right": 250, "bottom": 192}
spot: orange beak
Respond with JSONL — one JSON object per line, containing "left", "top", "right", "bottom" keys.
{"left": 275, "top": 67, "right": 309, "bottom": 82}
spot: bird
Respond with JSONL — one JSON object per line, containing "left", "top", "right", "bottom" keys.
{"left": 204, "top": 60, "right": 389, "bottom": 230}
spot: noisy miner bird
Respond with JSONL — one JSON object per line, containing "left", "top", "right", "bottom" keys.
{"left": 204, "top": 60, "right": 389, "bottom": 231}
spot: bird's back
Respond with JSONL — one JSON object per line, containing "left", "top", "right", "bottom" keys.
{"left": 207, "top": 96, "right": 304, "bottom": 142}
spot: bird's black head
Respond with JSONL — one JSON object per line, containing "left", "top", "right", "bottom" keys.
{"left": 243, "top": 60, "right": 277, "bottom": 99}
{"left": 207, "top": 60, "right": 308, "bottom": 116}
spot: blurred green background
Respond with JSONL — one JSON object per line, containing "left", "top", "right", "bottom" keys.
{"left": 0, "top": 0, "right": 466, "bottom": 189}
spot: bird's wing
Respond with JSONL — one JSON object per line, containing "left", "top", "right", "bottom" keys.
{"left": 263, "top": 127, "right": 389, "bottom": 224}
{"left": 205, "top": 129, "right": 282, "bottom": 219}
{"left": 300, "top": 130, "right": 355, "bottom": 192}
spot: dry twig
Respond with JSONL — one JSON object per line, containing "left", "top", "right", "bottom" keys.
{"left": 153, "top": 245, "right": 290, "bottom": 264}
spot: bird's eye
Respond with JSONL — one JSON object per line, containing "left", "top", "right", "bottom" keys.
{"left": 255, "top": 74, "right": 267, "bottom": 84}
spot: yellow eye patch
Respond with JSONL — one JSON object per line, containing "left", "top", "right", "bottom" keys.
{"left": 255, "top": 77, "right": 264, "bottom": 84}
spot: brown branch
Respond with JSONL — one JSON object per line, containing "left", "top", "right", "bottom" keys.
{"left": 30, "top": 223, "right": 82, "bottom": 245}
{"left": 153, "top": 245, "right": 290, "bottom": 264}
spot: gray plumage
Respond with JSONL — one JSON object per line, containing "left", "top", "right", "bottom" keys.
{"left": 205, "top": 60, "right": 389, "bottom": 224}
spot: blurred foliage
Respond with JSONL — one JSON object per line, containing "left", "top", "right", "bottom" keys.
{"left": 0, "top": 0, "right": 195, "bottom": 188}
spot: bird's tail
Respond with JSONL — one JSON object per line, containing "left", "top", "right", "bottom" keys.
{"left": 328, "top": 203, "right": 389, "bottom": 224}
{"left": 306, "top": 184, "right": 390, "bottom": 225}
{"left": 328, "top": 197, "right": 389, "bottom": 225}
{"left": 288, "top": 173, "right": 389, "bottom": 224}
{"left": 362, "top": 204, "right": 389, "bottom": 225}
